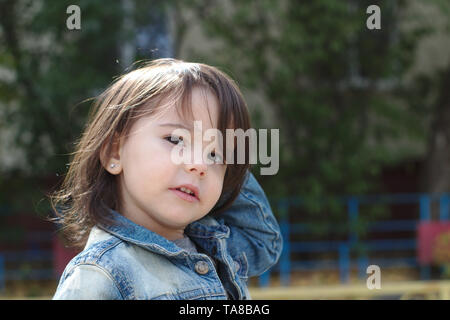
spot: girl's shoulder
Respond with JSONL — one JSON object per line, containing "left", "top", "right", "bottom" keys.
{"left": 73, "top": 236, "right": 124, "bottom": 265}
{"left": 61, "top": 237, "right": 123, "bottom": 277}
{"left": 60, "top": 227, "right": 129, "bottom": 278}
{"left": 54, "top": 234, "right": 130, "bottom": 300}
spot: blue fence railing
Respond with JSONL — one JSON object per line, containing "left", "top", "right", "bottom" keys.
{"left": 0, "top": 230, "right": 56, "bottom": 293}
{"left": 1, "top": 194, "right": 449, "bottom": 292}
{"left": 259, "top": 193, "right": 450, "bottom": 287}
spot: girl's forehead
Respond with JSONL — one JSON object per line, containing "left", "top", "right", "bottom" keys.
{"left": 133, "top": 86, "right": 220, "bottom": 132}
{"left": 158, "top": 87, "right": 220, "bottom": 129}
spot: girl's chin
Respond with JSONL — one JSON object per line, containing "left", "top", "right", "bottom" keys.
{"left": 158, "top": 211, "right": 204, "bottom": 226}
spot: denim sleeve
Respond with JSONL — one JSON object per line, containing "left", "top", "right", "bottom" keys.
{"left": 217, "top": 171, "right": 283, "bottom": 277}
{"left": 53, "top": 264, "right": 122, "bottom": 300}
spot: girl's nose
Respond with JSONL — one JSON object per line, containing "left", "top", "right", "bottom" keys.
{"left": 185, "top": 162, "right": 207, "bottom": 177}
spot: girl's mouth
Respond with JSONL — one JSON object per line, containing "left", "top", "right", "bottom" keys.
{"left": 170, "top": 189, "right": 198, "bottom": 202}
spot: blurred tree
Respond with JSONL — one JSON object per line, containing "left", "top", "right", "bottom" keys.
{"left": 0, "top": 0, "right": 122, "bottom": 174}
{"left": 0, "top": 0, "right": 171, "bottom": 213}
{"left": 407, "top": 1, "right": 450, "bottom": 205}
{"left": 0, "top": 0, "right": 448, "bottom": 227}
{"left": 179, "top": 0, "right": 430, "bottom": 227}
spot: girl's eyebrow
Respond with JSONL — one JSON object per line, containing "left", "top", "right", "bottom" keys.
{"left": 158, "top": 123, "right": 193, "bottom": 131}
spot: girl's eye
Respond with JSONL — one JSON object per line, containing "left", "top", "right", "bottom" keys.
{"left": 207, "top": 151, "right": 224, "bottom": 164}
{"left": 165, "top": 135, "right": 184, "bottom": 146}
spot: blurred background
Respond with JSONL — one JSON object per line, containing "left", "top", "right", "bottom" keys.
{"left": 0, "top": 0, "right": 450, "bottom": 299}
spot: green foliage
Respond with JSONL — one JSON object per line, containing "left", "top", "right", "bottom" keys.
{"left": 0, "top": 0, "right": 124, "bottom": 179}
{"left": 183, "top": 0, "right": 434, "bottom": 224}
{"left": 0, "top": 0, "right": 169, "bottom": 213}
{"left": 0, "top": 0, "right": 447, "bottom": 237}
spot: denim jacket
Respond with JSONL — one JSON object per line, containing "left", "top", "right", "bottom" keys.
{"left": 52, "top": 172, "right": 282, "bottom": 300}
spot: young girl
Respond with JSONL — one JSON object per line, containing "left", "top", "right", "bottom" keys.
{"left": 51, "top": 58, "right": 282, "bottom": 300}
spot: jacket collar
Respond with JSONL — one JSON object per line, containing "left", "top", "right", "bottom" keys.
{"left": 97, "top": 207, "right": 229, "bottom": 256}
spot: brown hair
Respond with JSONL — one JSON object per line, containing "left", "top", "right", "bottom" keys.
{"left": 49, "top": 58, "right": 251, "bottom": 248}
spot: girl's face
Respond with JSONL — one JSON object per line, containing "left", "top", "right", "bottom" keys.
{"left": 104, "top": 87, "right": 227, "bottom": 240}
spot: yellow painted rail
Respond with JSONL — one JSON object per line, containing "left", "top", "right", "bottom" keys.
{"left": 249, "top": 280, "right": 450, "bottom": 300}
{"left": 2, "top": 281, "right": 450, "bottom": 299}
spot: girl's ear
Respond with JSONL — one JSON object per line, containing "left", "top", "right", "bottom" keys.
{"left": 100, "top": 133, "right": 123, "bottom": 175}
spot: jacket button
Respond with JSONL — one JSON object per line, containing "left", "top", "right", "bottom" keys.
{"left": 195, "top": 261, "right": 209, "bottom": 275}
{"left": 234, "top": 260, "right": 240, "bottom": 272}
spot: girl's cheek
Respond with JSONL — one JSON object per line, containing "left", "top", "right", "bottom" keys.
{"left": 212, "top": 167, "right": 226, "bottom": 191}
{"left": 214, "top": 164, "right": 227, "bottom": 179}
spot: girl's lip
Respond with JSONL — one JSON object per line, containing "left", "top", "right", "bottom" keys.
{"left": 169, "top": 188, "right": 199, "bottom": 203}
{"left": 172, "top": 184, "right": 199, "bottom": 199}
